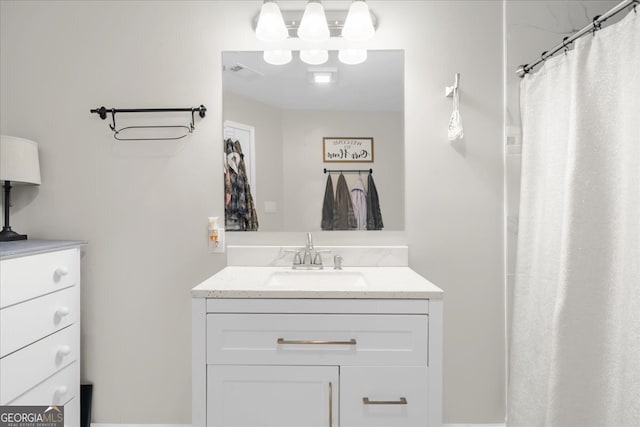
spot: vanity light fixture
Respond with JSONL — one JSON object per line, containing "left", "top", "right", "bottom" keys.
{"left": 255, "top": 0, "right": 288, "bottom": 42}
{"left": 342, "top": 0, "right": 375, "bottom": 41}
{"left": 297, "top": 0, "right": 330, "bottom": 42}
{"left": 338, "top": 48, "right": 367, "bottom": 65}
{"left": 263, "top": 49, "right": 293, "bottom": 65}
{"left": 300, "top": 49, "right": 329, "bottom": 65}
{"left": 253, "top": 0, "right": 377, "bottom": 66}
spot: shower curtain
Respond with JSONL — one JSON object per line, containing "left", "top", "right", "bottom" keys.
{"left": 508, "top": 11, "right": 639, "bottom": 427}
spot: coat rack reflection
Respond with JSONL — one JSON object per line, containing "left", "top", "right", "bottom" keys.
{"left": 324, "top": 168, "right": 373, "bottom": 174}
{"left": 90, "top": 105, "right": 207, "bottom": 141}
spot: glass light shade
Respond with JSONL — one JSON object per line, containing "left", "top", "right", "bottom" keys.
{"left": 0, "top": 135, "right": 41, "bottom": 185}
{"left": 255, "top": 1, "right": 288, "bottom": 42}
{"left": 263, "top": 49, "right": 293, "bottom": 65}
{"left": 342, "top": 1, "right": 375, "bottom": 41}
{"left": 300, "top": 49, "right": 329, "bottom": 65}
{"left": 297, "top": 1, "right": 330, "bottom": 42}
{"left": 338, "top": 49, "right": 367, "bottom": 65}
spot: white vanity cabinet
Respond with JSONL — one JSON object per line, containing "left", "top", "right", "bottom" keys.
{"left": 193, "top": 279, "right": 443, "bottom": 427}
{"left": 0, "top": 240, "right": 85, "bottom": 427}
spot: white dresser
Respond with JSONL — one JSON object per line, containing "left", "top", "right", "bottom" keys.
{"left": 0, "top": 240, "right": 85, "bottom": 427}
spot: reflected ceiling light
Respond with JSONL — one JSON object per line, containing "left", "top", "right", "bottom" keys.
{"left": 308, "top": 67, "right": 337, "bottom": 84}
{"left": 338, "top": 49, "right": 367, "bottom": 65}
{"left": 300, "top": 49, "right": 329, "bottom": 65}
{"left": 255, "top": 1, "right": 288, "bottom": 42}
{"left": 342, "top": 0, "right": 375, "bottom": 41}
{"left": 263, "top": 49, "right": 292, "bottom": 65}
{"left": 297, "top": 1, "right": 330, "bottom": 42}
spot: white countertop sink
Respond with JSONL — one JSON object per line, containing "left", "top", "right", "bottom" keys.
{"left": 192, "top": 266, "right": 443, "bottom": 299}
{"left": 265, "top": 270, "right": 367, "bottom": 290}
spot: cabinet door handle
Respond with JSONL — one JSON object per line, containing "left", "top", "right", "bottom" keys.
{"left": 328, "top": 382, "right": 333, "bottom": 427}
{"left": 277, "top": 338, "right": 357, "bottom": 346}
{"left": 363, "top": 397, "right": 408, "bottom": 405}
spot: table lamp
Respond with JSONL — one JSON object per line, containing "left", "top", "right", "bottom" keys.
{"left": 0, "top": 135, "right": 41, "bottom": 241}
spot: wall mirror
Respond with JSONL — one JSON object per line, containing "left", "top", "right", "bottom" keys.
{"left": 222, "top": 50, "right": 404, "bottom": 232}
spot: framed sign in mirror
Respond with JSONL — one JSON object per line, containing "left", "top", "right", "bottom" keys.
{"left": 323, "top": 137, "right": 374, "bottom": 163}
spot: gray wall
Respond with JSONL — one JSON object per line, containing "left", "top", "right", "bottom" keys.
{"left": 1, "top": 1, "right": 504, "bottom": 423}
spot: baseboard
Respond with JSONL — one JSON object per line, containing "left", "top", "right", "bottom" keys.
{"left": 92, "top": 424, "right": 191, "bottom": 427}
{"left": 445, "top": 424, "right": 506, "bottom": 427}
{"left": 93, "top": 424, "right": 504, "bottom": 427}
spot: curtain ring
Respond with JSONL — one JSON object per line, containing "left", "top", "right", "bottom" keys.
{"left": 540, "top": 50, "right": 549, "bottom": 62}
{"left": 592, "top": 15, "right": 602, "bottom": 35}
{"left": 562, "top": 36, "right": 571, "bottom": 55}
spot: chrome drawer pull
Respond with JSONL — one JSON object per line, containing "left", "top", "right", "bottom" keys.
{"left": 277, "top": 338, "right": 357, "bottom": 346}
{"left": 363, "top": 397, "right": 408, "bottom": 405}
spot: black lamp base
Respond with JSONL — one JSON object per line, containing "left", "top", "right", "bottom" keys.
{"left": 2, "top": 180, "right": 28, "bottom": 241}
{"left": 0, "top": 227, "right": 27, "bottom": 241}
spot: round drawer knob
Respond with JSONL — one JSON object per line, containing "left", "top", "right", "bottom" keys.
{"left": 55, "top": 307, "right": 71, "bottom": 318}
{"left": 54, "top": 266, "right": 69, "bottom": 279}
{"left": 56, "top": 345, "right": 72, "bottom": 358}
{"left": 55, "top": 386, "right": 69, "bottom": 396}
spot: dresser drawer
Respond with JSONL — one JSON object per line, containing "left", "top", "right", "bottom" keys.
{"left": 0, "top": 248, "right": 79, "bottom": 309}
{"left": 7, "top": 361, "right": 79, "bottom": 406}
{"left": 340, "top": 366, "right": 429, "bottom": 427}
{"left": 1, "top": 286, "right": 79, "bottom": 357}
{"left": 206, "top": 314, "right": 428, "bottom": 366}
{"left": 0, "top": 324, "right": 78, "bottom": 404}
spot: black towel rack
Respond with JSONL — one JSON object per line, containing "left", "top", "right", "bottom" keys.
{"left": 324, "top": 168, "right": 373, "bottom": 174}
{"left": 90, "top": 105, "right": 207, "bottom": 141}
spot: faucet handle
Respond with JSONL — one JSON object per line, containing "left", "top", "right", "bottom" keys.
{"left": 334, "top": 255, "right": 343, "bottom": 270}
{"left": 284, "top": 249, "right": 303, "bottom": 265}
{"left": 313, "top": 250, "right": 331, "bottom": 266}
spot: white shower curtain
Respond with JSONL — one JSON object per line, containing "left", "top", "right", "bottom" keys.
{"left": 509, "top": 10, "right": 639, "bottom": 427}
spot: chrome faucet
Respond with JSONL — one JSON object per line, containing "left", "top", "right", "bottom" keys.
{"left": 289, "top": 232, "right": 329, "bottom": 269}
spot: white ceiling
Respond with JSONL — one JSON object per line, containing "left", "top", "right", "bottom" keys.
{"left": 222, "top": 50, "right": 404, "bottom": 112}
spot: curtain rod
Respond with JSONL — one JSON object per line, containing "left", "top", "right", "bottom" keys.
{"left": 516, "top": 0, "right": 638, "bottom": 77}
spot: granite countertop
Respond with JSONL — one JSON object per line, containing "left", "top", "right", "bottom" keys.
{"left": 0, "top": 239, "right": 87, "bottom": 259}
{"left": 191, "top": 266, "right": 443, "bottom": 299}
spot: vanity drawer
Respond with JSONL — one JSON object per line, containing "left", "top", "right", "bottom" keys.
{"left": 7, "top": 361, "right": 79, "bottom": 406}
{"left": 0, "top": 324, "right": 78, "bottom": 404}
{"left": 1, "top": 286, "right": 79, "bottom": 357}
{"left": 340, "top": 366, "right": 429, "bottom": 427}
{"left": 206, "top": 314, "right": 428, "bottom": 366}
{"left": 0, "top": 248, "right": 79, "bottom": 308}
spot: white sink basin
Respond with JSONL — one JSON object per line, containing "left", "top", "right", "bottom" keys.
{"left": 265, "top": 270, "right": 367, "bottom": 289}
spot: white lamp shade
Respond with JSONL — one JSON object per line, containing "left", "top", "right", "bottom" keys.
{"left": 338, "top": 48, "right": 367, "bottom": 65}
{"left": 297, "top": 1, "right": 330, "bottom": 42}
{"left": 342, "top": 1, "right": 375, "bottom": 41}
{"left": 255, "top": 1, "right": 289, "bottom": 42}
{"left": 263, "top": 49, "right": 293, "bottom": 65}
{"left": 0, "top": 135, "right": 41, "bottom": 185}
{"left": 300, "top": 49, "right": 329, "bottom": 65}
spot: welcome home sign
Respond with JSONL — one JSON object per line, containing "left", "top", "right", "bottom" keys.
{"left": 323, "top": 137, "right": 374, "bottom": 162}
